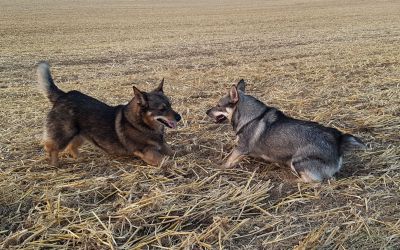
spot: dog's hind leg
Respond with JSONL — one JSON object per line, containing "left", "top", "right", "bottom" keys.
{"left": 43, "top": 134, "right": 75, "bottom": 166}
{"left": 65, "top": 136, "right": 84, "bottom": 159}
{"left": 44, "top": 139, "right": 60, "bottom": 166}
{"left": 43, "top": 112, "right": 78, "bottom": 166}
{"left": 299, "top": 169, "right": 323, "bottom": 183}
{"left": 291, "top": 159, "right": 338, "bottom": 182}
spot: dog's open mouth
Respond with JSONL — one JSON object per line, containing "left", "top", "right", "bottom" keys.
{"left": 215, "top": 115, "right": 227, "bottom": 123}
{"left": 157, "top": 117, "right": 177, "bottom": 129}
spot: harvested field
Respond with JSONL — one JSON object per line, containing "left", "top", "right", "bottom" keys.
{"left": 1, "top": 0, "right": 399, "bottom": 248}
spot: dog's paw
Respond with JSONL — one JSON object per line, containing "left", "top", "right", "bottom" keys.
{"left": 219, "top": 161, "right": 234, "bottom": 170}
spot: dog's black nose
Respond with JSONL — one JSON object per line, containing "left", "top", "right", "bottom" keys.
{"left": 175, "top": 113, "right": 181, "bottom": 122}
{"left": 206, "top": 109, "right": 211, "bottom": 115}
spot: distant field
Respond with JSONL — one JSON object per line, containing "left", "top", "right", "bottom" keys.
{"left": 1, "top": 0, "right": 399, "bottom": 248}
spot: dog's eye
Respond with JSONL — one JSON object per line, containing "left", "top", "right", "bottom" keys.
{"left": 159, "top": 106, "right": 166, "bottom": 111}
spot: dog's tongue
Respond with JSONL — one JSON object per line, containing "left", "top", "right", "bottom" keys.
{"left": 167, "top": 120, "right": 177, "bottom": 129}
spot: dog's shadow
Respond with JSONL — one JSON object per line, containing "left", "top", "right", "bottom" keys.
{"left": 237, "top": 159, "right": 298, "bottom": 184}
{"left": 335, "top": 153, "right": 369, "bottom": 179}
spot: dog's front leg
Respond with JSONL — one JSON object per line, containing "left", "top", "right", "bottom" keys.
{"left": 223, "top": 148, "right": 246, "bottom": 169}
{"left": 134, "top": 148, "right": 167, "bottom": 166}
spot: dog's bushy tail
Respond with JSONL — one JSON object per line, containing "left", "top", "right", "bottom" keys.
{"left": 37, "top": 62, "right": 64, "bottom": 103}
{"left": 339, "top": 133, "right": 366, "bottom": 155}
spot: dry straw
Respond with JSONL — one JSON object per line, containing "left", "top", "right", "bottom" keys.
{"left": 1, "top": 0, "right": 399, "bottom": 248}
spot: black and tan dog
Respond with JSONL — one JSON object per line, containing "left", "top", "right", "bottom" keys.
{"left": 207, "top": 80, "right": 366, "bottom": 182}
{"left": 37, "top": 62, "right": 181, "bottom": 166}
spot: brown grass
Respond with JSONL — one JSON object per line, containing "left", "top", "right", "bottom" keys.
{"left": 1, "top": 0, "right": 399, "bottom": 248}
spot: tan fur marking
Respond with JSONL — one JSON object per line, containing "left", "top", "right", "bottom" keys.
{"left": 226, "top": 107, "right": 235, "bottom": 122}
{"left": 144, "top": 113, "right": 163, "bottom": 132}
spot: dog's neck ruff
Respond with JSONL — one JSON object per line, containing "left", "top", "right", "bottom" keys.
{"left": 234, "top": 108, "right": 269, "bottom": 136}
{"left": 121, "top": 105, "right": 164, "bottom": 139}
{"left": 231, "top": 93, "right": 270, "bottom": 136}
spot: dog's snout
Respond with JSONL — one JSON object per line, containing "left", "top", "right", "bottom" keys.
{"left": 206, "top": 109, "right": 211, "bottom": 116}
{"left": 175, "top": 113, "right": 181, "bottom": 122}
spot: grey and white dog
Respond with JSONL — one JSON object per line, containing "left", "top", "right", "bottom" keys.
{"left": 206, "top": 80, "right": 366, "bottom": 182}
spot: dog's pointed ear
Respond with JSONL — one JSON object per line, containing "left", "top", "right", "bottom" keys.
{"left": 229, "top": 85, "right": 239, "bottom": 103}
{"left": 133, "top": 86, "right": 147, "bottom": 106}
{"left": 153, "top": 78, "right": 164, "bottom": 93}
{"left": 237, "top": 79, "right": 246, "bottom": 92}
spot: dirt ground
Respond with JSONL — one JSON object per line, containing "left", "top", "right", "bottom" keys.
{"left": 1, "top": 0, "right": 399, "bottom": 248}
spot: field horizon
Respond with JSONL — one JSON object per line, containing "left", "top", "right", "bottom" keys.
{"left": 1, "top": 0, "right": 399, "bottom": 248}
